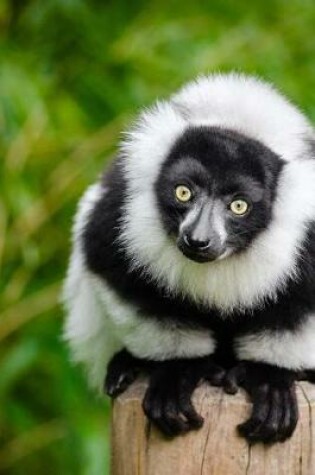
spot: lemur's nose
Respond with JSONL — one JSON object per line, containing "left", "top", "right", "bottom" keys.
{"left": 183, "top": 233, "right": 210, "bottom": 251}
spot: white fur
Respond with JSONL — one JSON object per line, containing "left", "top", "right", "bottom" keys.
{"left": 172, "top": 73, "right": 313, "bottom": 162}
{"left": 188, "top": 202, "right": 212, "bottom": 244}
{"left": 120, "top": 73, "right": 315, "bottom": 313}
{"left": 122, "top": 73, "right": 313, "bottom": 189}
{"left": 92, "top": 278, "right": 216, "bottom": 361}
{"left": 211, "top": 201, "right": 227, "bottom": 244}
{"left": 63, "top": 185, "right": 215, "bottom": 391}
{"left": 181, "top": 200, "right": 227, "bottom": 245}
{"left": 63, "top": 184, "right": 123, "bottom": 391}
{"left": 180, "top": 204, "right": 200, "bottom": 233}
{"left": 235, "top": 316, "right": 315, "bottom": 370}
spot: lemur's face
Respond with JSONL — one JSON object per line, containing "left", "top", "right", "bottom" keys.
{"left": 155, "top": 127, "right": 283, "bottom": 263}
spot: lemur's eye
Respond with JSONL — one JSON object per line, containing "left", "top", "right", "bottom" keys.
{"left": 175, "top": 185, "right": 192, "bottom": 203}
{"left": 229, "top": 199, "right": 249, "bottom": 216}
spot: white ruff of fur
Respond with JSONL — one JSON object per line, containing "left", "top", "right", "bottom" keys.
{"left": 120, "top": 73, "right": 315, "bottom": 313}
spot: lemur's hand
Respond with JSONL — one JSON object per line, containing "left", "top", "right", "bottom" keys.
{"left": 143, "top": 356, "right": 224, "bottom": 437}
{"left": 297, "top": 369, "right": 315, "bottom": 382}
{"left": 105, "top": 349, "right": 152, "bottom": 397}
{"left": 235, "top": 361, "right": 298, "bottom": 444}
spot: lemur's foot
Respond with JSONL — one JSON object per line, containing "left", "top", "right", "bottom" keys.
{"left": 105, "top": 349, "right": 147, "bottom": 397}
{"left": 236, "top": 362, "right": 298, "bottom": 444}
{"left": 142, "top": 357, "right": 220, "bottom": 437}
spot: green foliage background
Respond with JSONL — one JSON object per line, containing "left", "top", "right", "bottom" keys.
{"left": 0, "top": 0, "right": 314, "bottom": 473}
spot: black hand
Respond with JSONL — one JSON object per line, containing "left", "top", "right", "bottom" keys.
{"left": 104, "top": 349, "right": 151, "bottom": 397}
{"left": 142, "top": 357, "right": 213, "bottom": 437}
{"left": 237, "top": 361, "right": 298, "bottom": 444}
{"left": 297, "top": 369, "right": 315, "bottom": 383}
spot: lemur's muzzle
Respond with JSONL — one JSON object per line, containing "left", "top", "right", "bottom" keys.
{"left": 177, "top": 201, "right": 225, "bottom": 263}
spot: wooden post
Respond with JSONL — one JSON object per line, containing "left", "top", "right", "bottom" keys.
{"left": 111, "top": 379, "right": 315, "bottom": 475}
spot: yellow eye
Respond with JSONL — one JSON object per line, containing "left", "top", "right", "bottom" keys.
{"left": 230, "top": 199, "right": 249, "bottom": 216}
{"left": 175, "top": 185, "right": 192, "bottom": 203}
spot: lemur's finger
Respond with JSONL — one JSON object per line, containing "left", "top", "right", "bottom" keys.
{"left": 178, "top": 392, "right": 204, "bottom": 429}
{"left": 277, "top": 386, "right": 298, "bottom": 442}
{"left": 254, "top": 388, "right": 282, "bottom": 443}
{"left": 237, "top": 385, "right": 271, "bottom": 442}
{"left": 142, "top": 373, "right": 199, "bottom": 437}
{"left": 163, "top": 396, "right": 191, "bottom": 435}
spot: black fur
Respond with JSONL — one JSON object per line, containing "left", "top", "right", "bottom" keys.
{"left": 83, "top": 126, "right": 315, "bottom": 443}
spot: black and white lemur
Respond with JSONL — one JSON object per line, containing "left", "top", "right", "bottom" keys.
{"left": 63, "top": 73, "right": 315, "bottom": 444}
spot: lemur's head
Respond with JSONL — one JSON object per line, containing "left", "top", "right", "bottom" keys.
{"left": 121, "top": 73, "right": 315, "bottom": 310}
{"left": 155, "top": 126, "right": 283, "bottom": 263}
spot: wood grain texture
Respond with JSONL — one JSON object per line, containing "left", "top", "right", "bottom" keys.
{"left": 111, "top": 379, "right": 315, "bottom": 475}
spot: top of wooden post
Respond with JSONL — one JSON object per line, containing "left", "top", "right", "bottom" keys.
{"left": 111, "top": 379, "right": 315, "bottom": 475}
